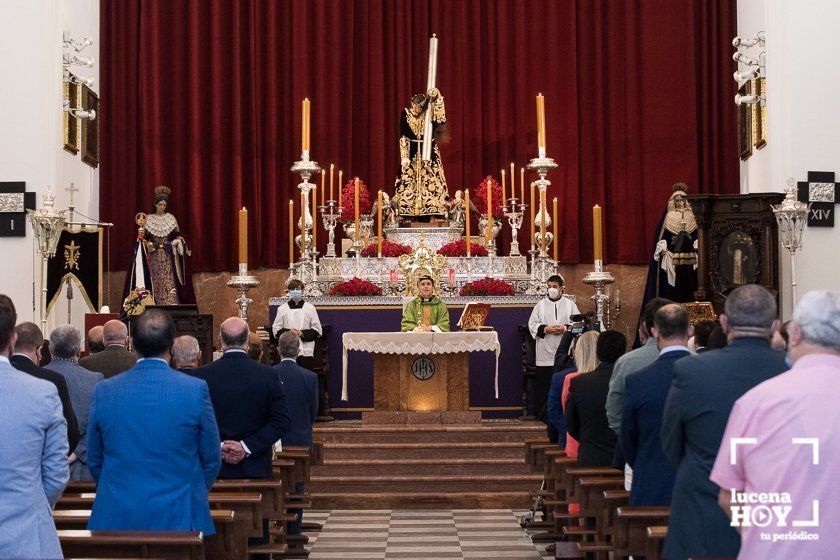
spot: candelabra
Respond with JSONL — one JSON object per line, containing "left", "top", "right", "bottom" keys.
{"left": 291, "top": 154, "right": 321, "bottom": 295}
{"left": 478, "top": 216, "right": 499, "bottom": 256}
{"left": 226, "top": 264, "right": 260, "bottom": 321}
{"left": 27, "top": 187, "right": 67, "bottom": 333}
{"left": 503, "top": 198, "right": 525, "bottom": 256}
{"left": 525, "top": 248, "right": 540, "bottom": 295}
{"left": 319, "top": 200, "right": 343, "bottom": 258}
{"left": 527, "top": 156, "right": 557, "bottom": 259}
{"left": 582, "top": 260, "right": 615, "bottom": 329}
{"left": 773, "top": 180, "right": 809, "bottom": 306}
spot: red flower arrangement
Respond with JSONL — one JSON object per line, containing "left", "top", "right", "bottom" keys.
{"left": 459, "top": 277, "right": 516, "bottom": 297}
{"left": 472, "top": 176, "right": 505, "bottom": 220}
{"left": 361, "top": 240, "right": 412, "bottom": 257}
{"left": 328, "top": 277, "right": 383, "bottom": 296}
{"left": 339, "top": 178, "right": 374, "bottom": 222}
{"left": 437, "top": 239, "right": 489, "bottom": 257}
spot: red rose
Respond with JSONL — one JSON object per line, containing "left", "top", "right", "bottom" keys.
{"left": 438, "top": 239, "right": 489, "bottom": 257}
{"left": 472, "top": 176, "right": 505, "bottom": 220}
{"left": 361, "top": 240, "right": 412, "bottom": 258}
{"left": 328, "top": 277, "right": 383, "bottom": 296}
{"left": 459, "top": 277, "right": 515, "bottom": 296}
{"left": 339, "top": 178, "right": 374, "bottom": 221}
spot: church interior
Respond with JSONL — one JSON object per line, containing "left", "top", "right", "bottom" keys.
{"left": 1, "top": 1, "right": 839, "bottom": 559}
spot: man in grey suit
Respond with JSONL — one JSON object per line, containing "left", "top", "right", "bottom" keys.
{"left": 79, "top": 319, "right": 137, "bottom": 378}
{"left": 0, "top": 294, "right": 69, "bottom": 559}
{"left": 47, "top": 324, "right": 104, "bottom": 481}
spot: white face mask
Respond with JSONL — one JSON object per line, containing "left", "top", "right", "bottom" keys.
{"left": 547, "top": 287, "right": 560, "bottom": 300}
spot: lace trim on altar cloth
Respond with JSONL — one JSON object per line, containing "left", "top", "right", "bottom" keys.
{"left": 341, "top": 332, "right": 500, "bottom": 402}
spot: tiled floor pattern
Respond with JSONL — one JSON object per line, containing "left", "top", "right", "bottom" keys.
{"left": 302, "top": 509, "right": 553, "bottom": 560}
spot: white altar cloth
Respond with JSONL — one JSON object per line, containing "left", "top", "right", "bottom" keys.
{"left": 341, "top": 331, "right": 501, "bottom": 401}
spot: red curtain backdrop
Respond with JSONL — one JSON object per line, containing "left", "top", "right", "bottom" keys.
{"left": 100, "top": 0, "right": 738, "bottom": 272}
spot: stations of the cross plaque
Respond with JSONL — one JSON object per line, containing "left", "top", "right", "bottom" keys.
{"left": 796, "top": 171, "right": 840, "bottom": 227}
{"left": 0, "top": 182, "right": 36, "bottom": 237}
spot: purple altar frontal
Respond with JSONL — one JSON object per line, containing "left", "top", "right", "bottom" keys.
{"left": 268, "top": 298, "right": 534, "bottom": 420}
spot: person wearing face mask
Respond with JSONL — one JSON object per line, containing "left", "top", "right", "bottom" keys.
{"left": 272, "top": 279, "right": 323, "bottom": 370}
{"left": 401, "top": 276, "right": 450, "bottom": 332}
{"left": 528, "top": 274, "right": 580, "bottom": 421}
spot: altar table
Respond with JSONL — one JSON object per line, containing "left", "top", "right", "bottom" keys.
{"left": 341, "top": 332, "right": 500, "bottom": 410}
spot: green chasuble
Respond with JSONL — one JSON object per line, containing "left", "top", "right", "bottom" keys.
{"left": 401, "top": 296, "right": 451, "bottom": 332}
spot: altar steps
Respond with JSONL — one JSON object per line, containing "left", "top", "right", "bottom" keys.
{"left": 309, "top": 420, "right": 546, "bottom": 509}
{"left": 317, "top": 457, "right": 526, "bottom": 476}
{"left": 319, "top": 441, "right": 525, "bottom": 460}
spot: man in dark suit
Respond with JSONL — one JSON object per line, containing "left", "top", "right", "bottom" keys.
{"left": 274, "top": 331, "right": 319, "bottom": 539}
{"left": 565, "top": 330, "right": 627, "bottom": 466}
{"left": 661, "top": 284, "right": 788, "bottom": 560}
{"left": 192, "top": 317, "right": 290, "bottom": 558}
{"left": 11, "top": 322, "right": 80, "bottom": 454}
{"left": 192, "top": 317, "right": 290, "bottom": 478}
{"left": 621, "top": 304, "right": 690, "bottom": 506}
{"left": 79, "top": 319, "right": 137, "bottom": 378}
{"left": 87, "top": 309, "right": 220, "bottom": 534}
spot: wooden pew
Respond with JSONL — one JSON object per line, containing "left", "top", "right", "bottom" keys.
{"left": 54, "top": 510, "right": 240, "bottom": 560}
{"left": 58, "top": 529, "right": 204, "bottom": 560}
{"left": 646, "top": 525, "right": 667, "bottom": 560}
{"left": 612, "top": 506, "right": 671, "bottom": 559}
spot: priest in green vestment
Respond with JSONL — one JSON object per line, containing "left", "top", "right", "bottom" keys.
{"left": 401, "top": 276, "right": 450, "bottom": 333}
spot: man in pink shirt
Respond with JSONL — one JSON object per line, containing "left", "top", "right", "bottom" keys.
{"left": 711, "top": 289, "right": 840, "bottom": 559}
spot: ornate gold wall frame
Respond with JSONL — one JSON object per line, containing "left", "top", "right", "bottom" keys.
{"left": 63, "top": 80, "right": 80, "bottom": 154}
{"left": 81, "top": 84, "right": 99, "bottom": 168}
{"left": 752, "top": 77, "right": 767, "bottom": 149}
{"left": 738, "top": 81, "right": 753, "bottom": 160}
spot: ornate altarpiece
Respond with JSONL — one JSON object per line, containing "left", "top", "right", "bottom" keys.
{"left": 688, "top": 193, "right": 784, "bottom": 315}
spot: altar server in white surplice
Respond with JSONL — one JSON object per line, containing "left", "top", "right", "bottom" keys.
{"left": 272, "top": 279, "right": 322, "bottom": 371}
{"left": 528, "top": 274, "right": 579, "bottom": 421}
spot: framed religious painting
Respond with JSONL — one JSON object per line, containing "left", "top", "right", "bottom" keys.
{"left": 737, "top": 81, "right": 753, "bottom": 160}
{"left": 688, "top": 193, "right": 784, "bottom": 315}
{"left": 752, "top": 77, "right": 767, "bottom": 149}
{"left": 81, "top": 84, "right": 99, "bottom": 168}
{"left": 63, "top": 79, "right": 80, "bottom": 154}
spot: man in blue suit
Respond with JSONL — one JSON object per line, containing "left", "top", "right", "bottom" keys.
{"left": 660, "top": 285, "right": 787, "bottom": 559}
{"left": 87, "top": 308, "right": 221, "bottom": 534}
{"left": 0, "top": 295, "right": 69, "bottom": 559}
{"left": 46, "top": 324, "right": 103, "bottom": 481}
{"left": 621, "top": 304, "right": 690, "bottom": 506}
{"left": 274, "top": 331, "right": 319, "bottom": 538}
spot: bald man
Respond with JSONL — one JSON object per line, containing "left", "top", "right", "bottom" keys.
{"left": 86, "top": 325, "right": 105, "bottom": 354}
{"left": 80, "top": 319, "right": 138, "bottom": 378}
{"left": 192, "top": 318, "right": 290, "bottom": 478}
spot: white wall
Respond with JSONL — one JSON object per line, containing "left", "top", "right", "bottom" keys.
{"left": 737, "top": 0, "right": 840, "bottom": 317}
{"left": 0, "top": 0, "right": 99, "bottom": 334}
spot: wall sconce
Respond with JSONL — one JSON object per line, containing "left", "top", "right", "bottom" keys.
{"left": 732, "top": 31, "right": 765, "bottom": 48}
{"left": 63, "top": 99, "right": 96, "bottom": 121}
{"left": 733, "top": 68, "right": 760, "bottom": 82}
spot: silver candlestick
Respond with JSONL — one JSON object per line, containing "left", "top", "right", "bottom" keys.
{"left": 525, "top": 248, "right": 540, "bottom": 295}
{"left": 319, "top": 200, "right": 343, "bottom": 258}
{"left": 306, "top": 247, "right": 323, "bottom": 297}
{"left": 503, "top": 197, "right": 525, "bottom": 256}
{"left": 582, "top": 259, "right": 615, "bottom": 329}
{"left": 527, "top": 156, "right": 558, "bottom": 259}
{"left": 227, "top": 264, "right": 260, "bottom": 321}
{"left": 291, "top": 156, "right": 322, "bottom": 257}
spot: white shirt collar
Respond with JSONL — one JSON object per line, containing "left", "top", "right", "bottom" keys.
{"left": 281, "top": 357, "right": 298, "bottom": 362}
{"left": 225, "top": 349, "right": 247, "bottom": 354}
{"left": 0, "top": 355, "right": 9, "bottom": 364}
{"left": 138, "top": 357, "right": 169, "bottom": 364}
{"left": 660, "top": 345, "right": 690, "bottom": 355}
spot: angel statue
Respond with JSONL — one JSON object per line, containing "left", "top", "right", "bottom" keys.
{"left": 393, "top": 88, "right": 450, "bottom": 220}
{"left": 123, "top": 185, "right": 196, "bottom": 312}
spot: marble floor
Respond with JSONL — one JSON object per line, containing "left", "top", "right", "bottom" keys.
{"left": 303, "top": 509, "right": 552, "bottom": 560}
